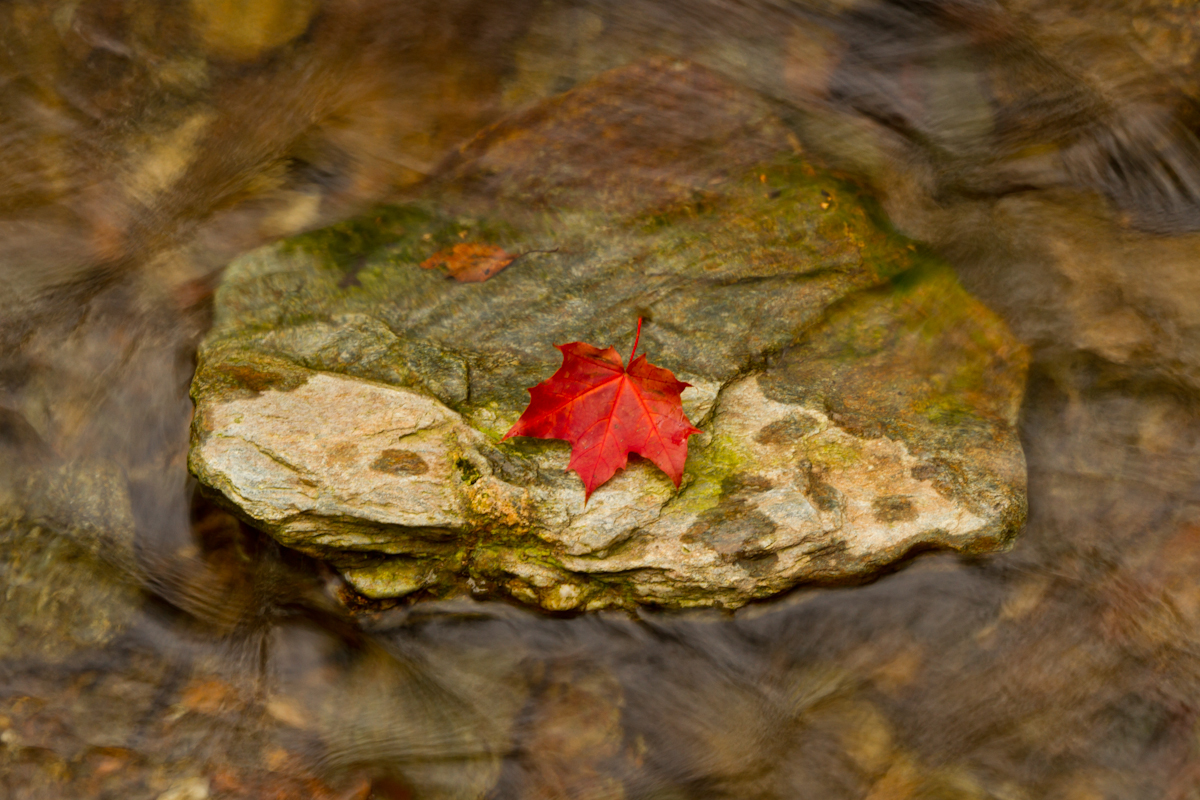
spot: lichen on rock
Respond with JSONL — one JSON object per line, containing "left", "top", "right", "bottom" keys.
{"left": 189, "top": 59, "right": 1029, "bottom": 611}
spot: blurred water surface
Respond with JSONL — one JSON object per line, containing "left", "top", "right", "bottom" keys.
{"left": 5, "top": 1, "right": 1200, "bottom": 798}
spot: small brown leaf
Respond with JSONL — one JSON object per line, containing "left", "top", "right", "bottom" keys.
{"left": 420, "top": 242, "right": 516, "bottom": 283}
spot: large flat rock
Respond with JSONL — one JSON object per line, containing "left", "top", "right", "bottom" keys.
{"left": 189, "top": 60, "right": 1029, "bottom": 610}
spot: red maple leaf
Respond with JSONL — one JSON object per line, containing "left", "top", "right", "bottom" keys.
{"left": 502, "top": 319, "right": 702, "bottom": 499}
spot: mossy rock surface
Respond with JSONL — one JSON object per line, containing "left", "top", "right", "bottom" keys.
{"left": 189, "top": 59, "right": 1028, "bottom": 610}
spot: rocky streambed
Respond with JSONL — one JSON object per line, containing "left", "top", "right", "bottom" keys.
{"left": 189, "top": 60, "right": 1029, "bottom": 610}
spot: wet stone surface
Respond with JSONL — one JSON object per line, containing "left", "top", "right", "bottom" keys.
{"left": 189, "top": 60, "right": 1029, "bottom": 610}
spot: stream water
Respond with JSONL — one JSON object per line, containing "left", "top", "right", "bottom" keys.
{"left": 4, "top": 1, "right": 1200, "bottom": 798}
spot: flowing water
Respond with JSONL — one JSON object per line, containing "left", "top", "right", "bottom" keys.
{"left": 4, "top": 1, "right": 1200, "bottom": 798}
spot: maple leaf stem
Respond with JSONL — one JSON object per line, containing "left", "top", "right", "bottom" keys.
{"left": 629, "top": 317, "right": 643, "bottom": 364}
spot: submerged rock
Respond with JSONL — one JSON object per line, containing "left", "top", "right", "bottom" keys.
{"left": 0, "top": 523, "right": 142, "bottom": 661}
{"left": 189, "top": 60, "right": 1029, "bottom": 610}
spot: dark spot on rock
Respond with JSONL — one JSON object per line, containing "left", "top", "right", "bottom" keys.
{"left": 807, "top": 475, "right": 843, "bottom": 513}
{"left": 221, "top": 363, "right": 309, "bottom": 394}
{"left": 799, "top": 460, "right": 842, "bottom": 513}
{"left": 683, "top": 499, "right": 777, "bottom": 557}
{"left": 828, "top": 409, "right": 885, "bottom": 439}
{"left": 910, "top": 459, "right": 965, "bottom": 502}
{"left": 910, "top": 463, "right": 939, "bottom": 482}
{"left": 800, "top": 538, "right": 853, "bottom": 577}
{"left": 455, "top": 457, "right": 481, "bottom": 485}
{"left": 736, "top": 552, "right": 779, "bottom": 577}
{"left": 482, "top": 448, "right": 536, "bottom": 486}
{"left": 371, "top": 449, "right": 429, "bottom": 476}
{"left": 873, "top": 495, "right": 917, "bottom": 523}
{"left": 720, "top": 473, "right": 774, "bottom": 497}
{"left": 755, "top": 414, "right": 819, "bottom": 445}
